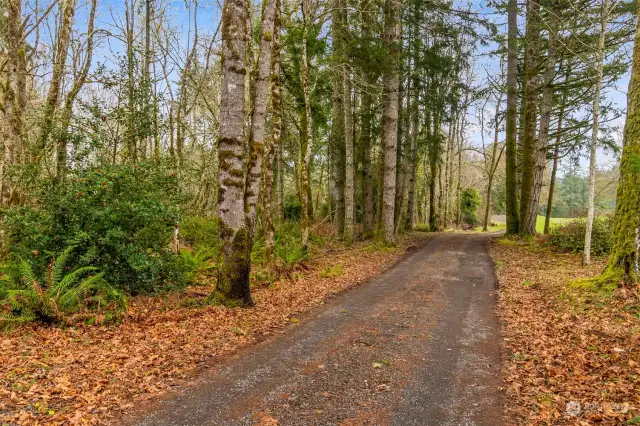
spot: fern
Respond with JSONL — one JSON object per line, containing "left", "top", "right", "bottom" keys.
{"left": 0, "top": 247, "right": 127, "bottom": 330}
{"left": 180, "top": 247, "right": 216, "bottom": 278}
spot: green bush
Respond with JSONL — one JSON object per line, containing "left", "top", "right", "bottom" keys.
{"left": 0, "top": 247, "right": 126, "bottom": 329}
{"left": 180, "top": 215, "right": 218, "bottom": 251}
{"left": 284, "top": 196, "right": 302, "bottom": 221}
{"left": 548, "top": 217, "right": 613, "bottom": 255}
{"left": 272, "top": 221, "right": 308, "bottom": 277}
{"left": 2, "top": 163, "right": 188, "bottom": 294}
{"left": 460, "top": 188, "right": 482, "bottom": 227}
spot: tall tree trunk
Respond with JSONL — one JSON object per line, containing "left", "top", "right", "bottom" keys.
{"left": 330, "top": 0, "right": 346, "bottom": 234}
{"left": 544, "top": 68, "right": 569, "bottom": 235}
{"left": 526, "top": 7, "right": 558, "bottom": 236}
{"left": 125, "top": 0, "right": 138, "bottom": 163}
{"left": 277, "top": 135, "right": 284, "bottom": 219}
{"left": 56, "top": 0, "right": 98, "bottom": 178}
{"left": 2, "top": 0, "right": 28, "bottom": 204}
{"left": 405, "top": 82, "right": 419, "bottom": 230}
{"left": 360, "top": 79, "right": 374, "bottom": 237}
{"left": 483, "top": 98, "right": 503, "bottom": 232}
{"left": 299, "top": 0, "right": 314, "bottom": 249}
{"left": 518, "top": 0, "right": 542, "bottom": 236}
{"left": 35, "top": 0, "right": 77, "bottom": 161}
{"left": 455, "top": 110, "right": 465, "bottom": 227}
{"left": 602, "top": 13, "right": 640, "bottom": 285}
{"left": 143, "top": 0, "right": 154, "bottom": 161}
{"left": 215, "top": 0, "right": 251, "bottom": 304}
{"left": 263, "top": 0, "right": 281, "bottom": 266}
{"left": 505, "top": 0, "right": 520, "bottom": 235}
{"left": 344, "top": 72, "right": 355, "bottom": 244}
{"left": 381, "top": 0, "right": 401, "bottom": 244}
{"left": 443, "top": 117, "right": 453, "bottom": 229}
{"left": 360, "top": 0, "right": 375, "bottom": 237}
{"left": 584, "top": 0, "right": 610, "bottom": 264}
{"left": 244, "top": 0, "right": 278, "bottom": 276}
{"left": 544, "top": 146, "right": 559, "bottom": 234}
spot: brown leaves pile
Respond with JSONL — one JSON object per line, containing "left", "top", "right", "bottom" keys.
{"left": 0, "top": 234, "right": 427, "bottom": 426}
{"left": 492, "top": 238, "right": 640, "bottom": 425}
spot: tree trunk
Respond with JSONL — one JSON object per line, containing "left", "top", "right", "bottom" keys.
{"left": 263, "top": 0, "right": 281, "bottom": 266}
{"left": 215, "top": 0, "right": 251, "bottom": 304}
{"left": 405, "top": 82, "right": 419, "bottom": 230}
{"left": 518, "top": 0, "right": 542, "bottom": 236}
{"left": 277, "top": 135, "right": 284, "bottom": 219}
{"left": 360, "top": 0, "right": 375, "bottom": 237}
{"left": 330, "top": 0, "right": 346, "bottom": 234}
{"left": 483, "top": 98, "right": 503, "bottom": 232}
{"left": 344, "top": 72, "right": 356, "bottom": 244}
{"left": 381, "top": 0, "right": 401, "bottom": 244}
{"left": 299, "top": 0, "right": 314, "bottom": 249}
{"left": 1, "top": 0, "right": 26, "bottom": 205}
{"left": 505, "top": 0, "right": 520, "bottom": 235}
{"left": 244, "top": 0, "right": 278, "bottom": 277}
{"left": 544, "top": 146, "right": 559, "bottom": 234}
{"left": 584, "top": 0, "right": 610, "bottom": 264}
{"left": 526, "top": 6, "right": 557, "bottom": 236}
{"left": 245, "top": 0, "right": 277, "bottom": 230}
{"left": 544, "top": 70, "right": 569, "bottom": 235}
{"left": 56, "top": 0, "right": 98, "bottom": 178}
{"left": 35, "top": 0, "right": 77, "bottom": 160}
{"left": 125, "top": 0, "right": 138, "bottom": 163}
{"left": 603, "top": 13, "right": 640, "bottom": 285}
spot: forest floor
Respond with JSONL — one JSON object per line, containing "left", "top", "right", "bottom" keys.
{"left": 492, "top": 237, "right": 640, "bottom": 425}
{"left": 1, "top": 231, "right": 432, "bottom": 426}
{"left": 127, "top": 232, "right": 503, "bottom": 426}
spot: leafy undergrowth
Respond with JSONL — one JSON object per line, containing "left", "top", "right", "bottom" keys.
{"left": 0, "top": 233, "right": 428, "bottom": 425}
{"left": 491, "top": 237, "right": 640, "bottom": 425}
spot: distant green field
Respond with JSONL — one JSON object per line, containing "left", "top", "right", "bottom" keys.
{"left": 475, "top": 216, "right": 572, "bottom": 233}
{"left": 535, "top": 215, "right": 571, "bottom": 233}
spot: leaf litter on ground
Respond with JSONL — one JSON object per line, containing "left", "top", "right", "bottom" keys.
{"left": 492, "top": 237, "right": 640, "bottom": 425}
{"left": 0, "top": 233, "right": 428, "bottom": 426}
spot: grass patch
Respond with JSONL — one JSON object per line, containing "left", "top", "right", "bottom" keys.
{"left": 319, "top": 264, "right": 345, "bottom": 278}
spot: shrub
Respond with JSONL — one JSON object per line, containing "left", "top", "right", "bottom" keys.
{"left": 179, "top": 247, "right": 216, "bottom": 282}
{"left": 460, "top": 188, "right": 482, "bottom": 227}
{"left": 2, "top": 163, "right": 187, "bottom": 294}
{"left": 180, "top": 215, "right": 218, "bottom": 251}
{"left": 0, "top": 247, "right": 126, "bottom": 329}
{"left": 548, "top": 216, "right": 613, "bottom": 255}
{"left": 414, "top": 223, "right": 430, "bottom": 232}
{"left": 273, "top": 221, "right": 308, "bottom": 278}
{"left": 284, "top": 196, "right": 302, "bottom": 221}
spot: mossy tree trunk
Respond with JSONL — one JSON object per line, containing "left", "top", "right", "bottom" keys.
{"left": 330, "top": 0, "right": 346, "bottom": 235}
{"left": 216, "top": 0, "right": 251, "bottom": 304}
{"left": 299, "top": 0, "right": 314, "bottom": 249}
{"left": 603, "top": 13, "right": 640, "bottom": 285}
{"left": 2, "top": 0, "right": 26, "bottom": 205}
{"left": 262, "top": 0, "right": 282, "bottom": 266}
{"left": 381, "top": 0, "right": 401, "bottom": 245}
{"left": 504, "top": 0, "right": 520, "bottom": 235}
{"left": 518, "top": 0, "right": 542, "bottom": 236}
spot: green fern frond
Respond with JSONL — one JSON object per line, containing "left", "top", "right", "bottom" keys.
{"left": 52, "top": 266, "right": 99, "bottom": 300}
{"left": 18, "top": 259, "right": 40, "bottom": 291}
{"left": 52, "top": 246, "right": 76, "bottom": 287}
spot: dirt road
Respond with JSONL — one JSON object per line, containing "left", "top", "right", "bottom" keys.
{"left": 133, "top": 233, "right": 503, "bottom": 426}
